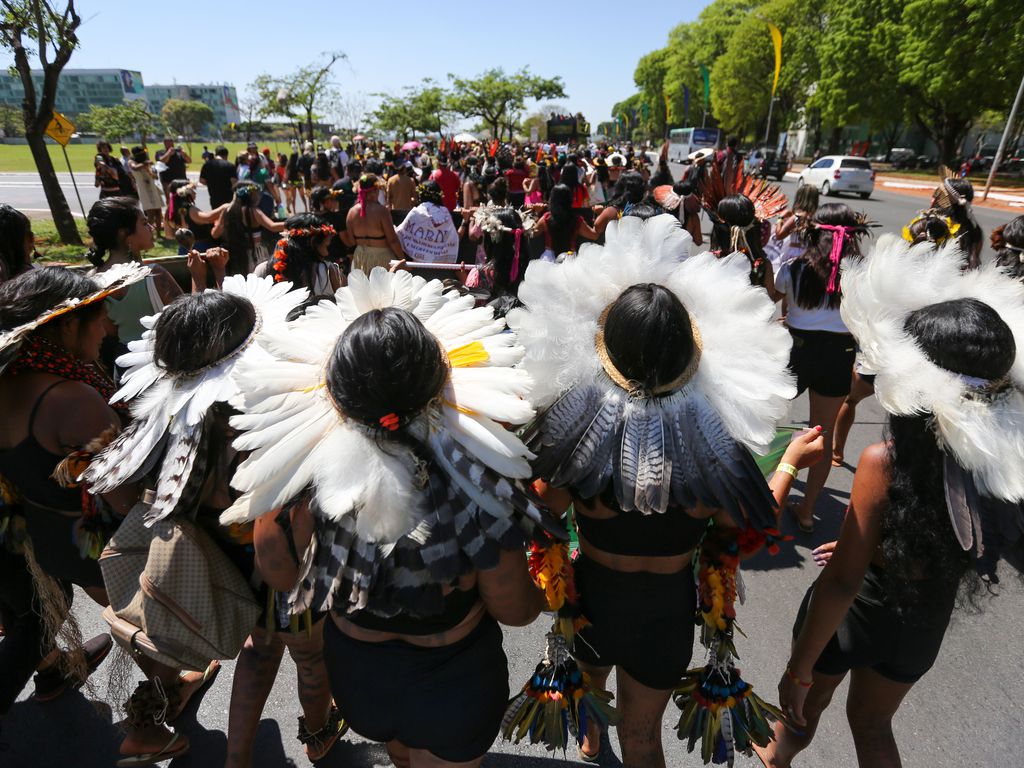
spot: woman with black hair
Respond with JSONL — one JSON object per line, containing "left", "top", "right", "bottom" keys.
{"left": 767, "top": 185, "right": 819, "bottom": 271}
{"left": 211, "top": 181, "right": 285, "bottom": 275}
{"left": 532, "top": 183, "right": 598, "bottom": 261}
{"left": 85, "top": 278, "right": 344, "bottom": 767}
{"left": 593, "top": 170, "right": 646, "bottom": 236}
{"left": 254, "top": 213, "right": 343, "bottom": 297}
{"left": 285, "top": 146, "right": 307, "bottom": 214}
{"left": 0, "top": 204, "right": 35, "bottom": 283}
{"left": 510, "top": 215, "right": 822, "bottom": 766}
{"left": 94, "top": 140, "right": 136, "bottom": 199}
{"left": 769, "top": 202, "right": 870, "bottom": 533}
{"left": 222, "top": 268, "right": 556, "bottom": 768}
{"left": 760, "top": 236, "right": 1024, "bottom": 768}
{"left": 471, "top": 207, "right": 529, "bottom": 307}
{"left": 991, "top": 214, "right": 1024, "bottom": 280}
{"left": 86, "top": 197, "right": 184, "bottom": 346}
{"left": 165, "top": 179, "right": 230, "bottom": 253}
{"left": 931, "top": 175, "right": 984, "bottom": 268}
{"left": 343, "top": 174, "right": 406, "bottom": 272}
{"left": 709, "top": 194, "right": 775, "bottom": 288}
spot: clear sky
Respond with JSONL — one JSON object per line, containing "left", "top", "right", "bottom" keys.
{"left": 1, "top": 0, "right": 707, "bottom": 130}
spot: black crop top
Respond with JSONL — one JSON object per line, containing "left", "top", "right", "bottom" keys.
{"left": 342, "top": 586, "right": 481, "bottom": 636}
{"left": 0, "top": 381, "right": 82, "bottom": 512}
{"left": 573, "top": 486, "right": 708, "bottom": 557}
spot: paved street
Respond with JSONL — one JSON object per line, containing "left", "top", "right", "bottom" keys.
{"left": 1, "top": 175, "right": 1022, "bottom": 767}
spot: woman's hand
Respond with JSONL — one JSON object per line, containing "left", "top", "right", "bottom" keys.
{"left": 778, "top": 664, "right": 813, "bottom": 726}
{"left": 812, "top": 540, "right": 837, "bottom": 567}
{"left": 204, "top": 247, "right": 229, "bottom": 286}
{"left": 388, "top": 258, "right": 408, "bottom": 273}
{"left": 186, "top": 249, "right": 207, "bottom": 276}
{"left": 783, "top": 426, "right": 826, "bottom": 471}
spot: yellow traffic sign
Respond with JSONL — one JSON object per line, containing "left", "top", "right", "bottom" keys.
{"left": 45, "top": 111, "right": 75, "bottom": 146}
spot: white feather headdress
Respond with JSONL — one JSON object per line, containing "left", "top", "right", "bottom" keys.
{"left": 83, "top": 274, "right": 309, "bottom": 524}
{"left": 508, "top": 214, "right": 795, "bottom": 527}
{"left": 841, "top": 234, "right": 1024, "bottom": 502}
{"left": 223, "top": 267, "right": 561, "bottom": 616}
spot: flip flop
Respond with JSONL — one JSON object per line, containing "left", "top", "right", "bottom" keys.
{"left": 578, "top": 744, "right": 601, "bottom": 763}
{"left": 167, "top": 660, "right": 220, "bottom": 722}
{"left": 115, "top": 731, "right": 189, "bottom": 767}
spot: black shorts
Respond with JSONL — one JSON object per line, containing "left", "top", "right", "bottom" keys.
{"left": 788, "top": 328, "right": 856, "bottom": 398}
{"left": 793, "top": 574, "right": 955, "bottom": 685}
{"left": 24, "top": 504, "right": 104, "bottom": 589}
{"left": 572, "top": 554, "right": 696, "bottom": 690}
{"left": 324, "top": 614, "right": 508, "bottom": 762}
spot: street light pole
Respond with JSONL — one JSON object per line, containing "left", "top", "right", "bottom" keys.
{"left": 764, "top": 97, "right": 778, "bottom": 144}
{"left": 983, "top": 68, "right": 1024, "bottom": 202}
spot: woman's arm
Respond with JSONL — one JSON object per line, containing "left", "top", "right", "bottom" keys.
{"left": 769, "top": 426, "right": 826, "bottom": 509}
{"left": 593, "top": 206, "right": 618, "bottom": 236}
{"left": 189, "top": 204, "right": 228, "bottom": 226}
{"left": 577, "top": 217, "right": 599, "bottom": 243}
{"left": 254, "top": 208, "right": 284, "bottom": 232}
{"left": 780, "top": 442, "right": 888, "bottom": 723}
{"left": 253, "top": 497, "right": 315, "bottom": 592}
{"left": 477, "top": 547, "right": 546, "bottom": 627}
{"left": 328, "top": 262, "right": 343, "bottom": 291}
{"left": 151, "top": 265, "right": 183, "bottom": 304}
{"left": 210, "top": 211, "right": 227, "bottom": 240}
{"left": 380, "top": 209, "right": 405, "bottom": 259}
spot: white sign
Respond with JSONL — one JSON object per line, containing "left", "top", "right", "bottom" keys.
{"left": 396, "top": 203, "right": 459, "bottom": 263}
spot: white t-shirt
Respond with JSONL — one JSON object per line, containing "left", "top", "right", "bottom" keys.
{"left": 775, "top": 260, "right": 849, "bottom": 333}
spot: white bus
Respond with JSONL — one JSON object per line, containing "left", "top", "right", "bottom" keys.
{"left": 667, "top": 127, "right": 721, "bottom": 163}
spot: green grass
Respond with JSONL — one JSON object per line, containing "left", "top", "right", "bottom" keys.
{"left": 876, "top": 166, "right": 1023, "bottom": 188}
{"left": 32, "top": 217, "right": 179, "bottom": 264}
{"left": 0, "top": 140, "right": 301, "bottom": 174}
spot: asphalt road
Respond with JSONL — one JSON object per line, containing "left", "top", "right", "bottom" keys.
{"left": 2, "top": 172, "right": 1022, "bottom": 767}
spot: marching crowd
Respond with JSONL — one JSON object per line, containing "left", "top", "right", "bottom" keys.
{"left": 0, "top": 131, "right": 1021, "bottom": 768}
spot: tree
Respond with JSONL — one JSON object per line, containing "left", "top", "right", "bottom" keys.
{"left": 332, "top": 91, "right": 368, "bottom": 135}
{"left": 81, "top": 100, "right": 156, "bottom": 144}
{"left": 893, "top": 0, "right": 1024, "bottom": 164}
{"left": 236, "top": 90, "right": 265, "bottom": 143}
{"left": 160, "top": 99, "right": 214, "bottom": 141}
{"left": 447, "top": 68, "right": 566, "bottom": 142}
{"left": 0, "top": 103, "right": 22, "bottom": 136}
{"left": 710, "top": 0, "right": 827, "bottom": 141}
{"left": 254, "top": 52, "right": 346, "bottom": 142}
{"left": 371, "top": 79, "right": 452, "bottom": 139}
{"left": 634, "top": 48, "right": 671, "bottom": 138}
{"left": 0, "top": 0, "right": 81, "bottom": 243}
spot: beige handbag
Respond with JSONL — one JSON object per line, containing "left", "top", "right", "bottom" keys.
{"left": 99, "top": 497, "right": 260, "bottom": 671}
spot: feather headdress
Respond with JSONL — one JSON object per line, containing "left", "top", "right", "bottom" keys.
{"left": 83, "top": 274, "right": 309, "bottom": 524}
{"left": 223, "top": 267, "right": 563, "bottom": 616}
{"left": 700, "top": 163, "right": 788, "bottom": 223}
{"left": 842, "top": 235, "right": 1024, "bottom": 574}
{"left": 508, "top": 214, "right": 795, "bottom": 529}
{"left": 0, "top": 262, "right": 150, "bottom": 374}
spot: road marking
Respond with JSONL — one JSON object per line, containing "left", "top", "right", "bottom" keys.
{"left": 20, "top": 208, "right": 84, "bottom": 217}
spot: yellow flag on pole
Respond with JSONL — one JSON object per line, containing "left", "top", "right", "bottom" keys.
{"left": 767, "top": 22, "right": 783, "bottom": 98}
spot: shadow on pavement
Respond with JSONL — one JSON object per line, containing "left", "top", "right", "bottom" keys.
{"left": 743, "top": 487, "right": 849, "bottom": 573}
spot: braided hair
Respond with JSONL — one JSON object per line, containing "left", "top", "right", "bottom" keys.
{"left": 85, "top": 197, "right": 142, "bottom": 268}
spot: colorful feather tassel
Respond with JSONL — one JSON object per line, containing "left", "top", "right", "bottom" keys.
{"left": 674, "top": 525, "right": 789, "bottom": 765}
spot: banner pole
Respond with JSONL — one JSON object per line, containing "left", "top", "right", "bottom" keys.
{"left": 62, "top": 145, "right": 87, "bottom": 220}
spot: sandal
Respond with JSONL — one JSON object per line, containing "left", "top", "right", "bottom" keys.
{"left": 578, "top": 744, "right": 601, "bottom": 763}
{"left": 115, "top": 731, "right": 189, "bottom": 767}
{"left": 788, "top": 504, "right": 815, "bottom": 534}
{"left": 298, "top": 703, "right": 349, "bottom": 762}
{"left": 167, "top": 660, "right": 220, "bottom": 721}
{"left": 33, "top": 633, "right": 113, "bottom": 702}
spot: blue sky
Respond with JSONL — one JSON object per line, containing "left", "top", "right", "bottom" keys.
{"left": 1, "top": 1, "right": 706, "bottom": 129}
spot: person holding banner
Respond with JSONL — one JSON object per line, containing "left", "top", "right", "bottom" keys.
{"left": 394, "top": 181, "right": 459, "bottom": 265}
{"left": 341, "top": 174, "right": 405, "bottom": 273}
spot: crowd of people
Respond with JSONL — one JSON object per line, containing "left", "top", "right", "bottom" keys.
{"left": 0, "top": 131, "right": 1021, "bottom": 768}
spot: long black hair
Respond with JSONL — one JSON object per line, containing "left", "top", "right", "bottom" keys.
{"left": 933, "top": 178, "right": 984, "bottom": 268}
{"left": 603, "top": 283, "right": 695, "bottom": 393}
{"left": 546, "top": 184, "right": 576, "bottom": 255}
{"left": 153, "top": 291, "right": 256, "bottom": 374}
{"left": 993, "top": 214, "right": 1024, "bottom": 280}
{"left": 608, "top": 171, "right": 645, "bottom": 212}
{"left": 326, "top": 307, "right": 447, "bottom": 433}
{"left": 709, "top": 194, "right": 769, "bottom": 285}
{"left": 272, "top": 213, "right": 333, "bottom": 294}
{"left": 223, "top": 182, "right": 261, "bottom": 275}
{"left": 792, "top": 202, "right": 868, "bottom": 309}
{"left": 0, "top": 204, "right": 31, "bottom": 281}
{"left": 882, "top": 298, "right": 1014, "bottom": 608}
{"left": 482, "top": 208, "right": 527, "bottom": 299}
{"left": 86, "top": 196, "right": 143, "bottom": 268}
{"left": 0, "top": 266, "right": 102, "bottom": 331}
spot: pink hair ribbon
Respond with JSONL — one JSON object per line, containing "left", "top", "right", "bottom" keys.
{"left": 356, "top": 187, "right": 370, "bottom": 217}
{"left": 816, "top": 224, "right": 849, "bottom": 294}
{"left": 510, "top": 228, "right": 523, "bottom": 282}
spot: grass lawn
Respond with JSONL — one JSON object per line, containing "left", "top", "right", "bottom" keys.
{"left": 876, "top": 166, "right": 1023, "bottom": 188}
{"left": 32, "top": 217, "right": 179, "bottom": 265}
{"left": 0, "top": 139, "right": 302, "bottom": 174}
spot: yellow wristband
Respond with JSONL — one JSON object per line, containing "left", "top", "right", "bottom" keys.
{"left": 776, "top": 462, "right": 798, "bottom": 479}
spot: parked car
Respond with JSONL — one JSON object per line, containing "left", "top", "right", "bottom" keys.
{"left": 798, "top": 155, "right": 875, "bottom": 199}
{"left": 744, "top": 147, "right": 789, "bottom": 181}
{"left": 889, "top": 147, "right": 918, "bottom": 169}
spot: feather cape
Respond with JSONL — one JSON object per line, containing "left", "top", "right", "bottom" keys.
{"left": 83, "top": 274, "right": 309, "bottom": 524}
{"left": 508, "top": 214, "right": 795, "bottom": 528}
{"left": 223, "top": 267, "right": 563, "bottom": 616}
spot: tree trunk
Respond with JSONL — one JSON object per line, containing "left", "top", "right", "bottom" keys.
{"left": 827, "top": 126, "right": 842, "bottom": 154}
{"left": 27, "top": 132, "right": 80, "bottom": 243}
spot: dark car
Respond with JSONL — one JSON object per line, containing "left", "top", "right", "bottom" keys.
{"left": 745, "top": 147, "right": 789, "bottom": 181}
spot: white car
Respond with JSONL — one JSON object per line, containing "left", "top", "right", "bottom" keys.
{"left": 798, "top": 155, "right": 875, "bottom": 199}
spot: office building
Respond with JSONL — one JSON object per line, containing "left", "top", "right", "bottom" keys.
{"left": 0, "top": 68, "right": 146, "bottom": 118}
{"left": 146, "top": 84, "right": 240, "bottom": 134}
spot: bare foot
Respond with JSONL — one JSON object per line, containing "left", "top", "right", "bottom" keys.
{"left": 831, "top": 453, "right": 843, "bottom": 467}
{"left": 579, "top": 718, "right": 601, "bottom": 760}
{"left": 790, "top": 503, "right": 815, "bottom": 533}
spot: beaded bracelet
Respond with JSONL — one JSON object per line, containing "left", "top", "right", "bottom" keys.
{"left": 786, "top": 665, "right": 813, "bottom": 688}
{"left": 775, "top": 462, "right": 799, "bottom": 479}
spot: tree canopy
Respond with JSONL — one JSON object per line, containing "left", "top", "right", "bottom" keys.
{"left": 446, "top": 68, "right": 565, "bottom": 141}
{"left": 81, "top": 100, "right": 156, "bottom": 143}
{"left": 160, "top": 98, "right": 214, "bottom": 139}
{"left": 252, "top": 52, "right": 346, "bottom": 141}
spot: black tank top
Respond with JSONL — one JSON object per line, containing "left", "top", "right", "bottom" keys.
{"left": 0, "top": 381, "right": 82, "bottom": 511}
{"left": 573, "top": 486, "right": 708, "bottom": 557}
